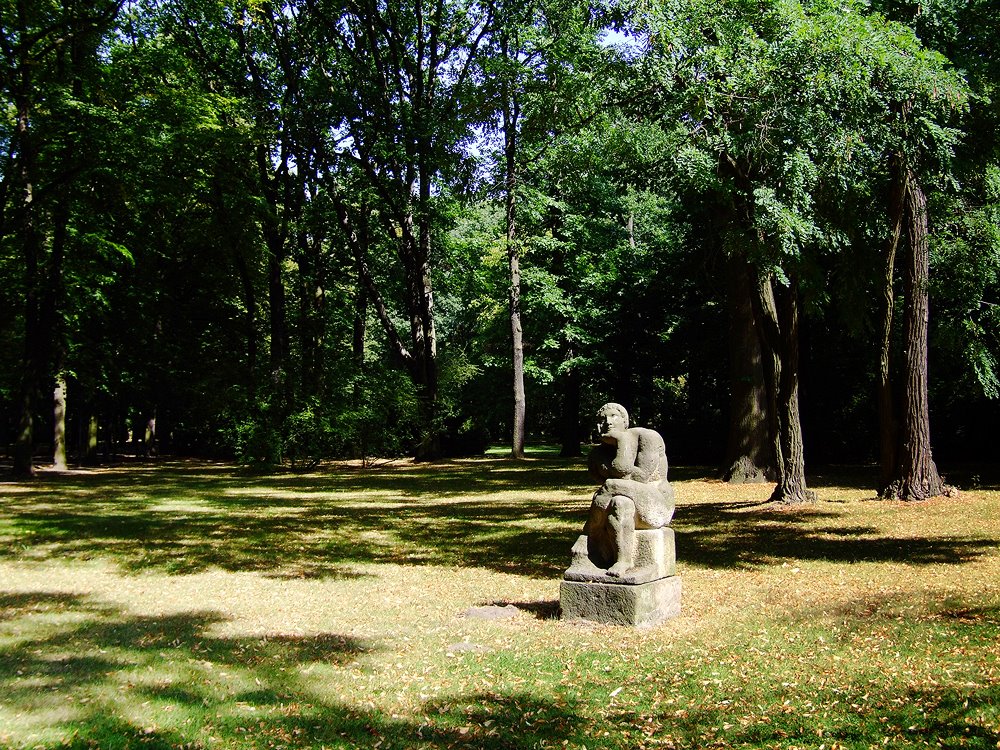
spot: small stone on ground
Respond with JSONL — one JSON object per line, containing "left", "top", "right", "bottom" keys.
{"left": 463, "top": 604, "right": 520, "bottom": 620}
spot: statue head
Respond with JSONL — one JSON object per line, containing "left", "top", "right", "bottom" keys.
{"left": 596, "top": 402, "right": 629, "bottom": 437}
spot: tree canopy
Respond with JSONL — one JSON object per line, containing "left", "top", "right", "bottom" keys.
{"left": 1, "top": 0, "right": 996, "bottom": 490}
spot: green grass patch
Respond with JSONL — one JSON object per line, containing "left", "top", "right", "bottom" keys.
{"left": 0, "top": 458, "right": 998, "bottom": 748}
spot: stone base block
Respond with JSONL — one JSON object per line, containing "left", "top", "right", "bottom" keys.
{"left": 635, "top": 527, "right": 676, "bottom": 577}
{"left": 564, "top": 527, "right": 676, "bottom": 584}
{"left": 560, "top": 576, "right": 682, "bottom": 627}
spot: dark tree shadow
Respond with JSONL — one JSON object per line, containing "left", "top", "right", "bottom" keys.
{"left": 0, "top": 458, "right": 591, "bottom": 579}
{"left": 480, "top": 599, "right": 561, "bottom": 620}
{"left": 0, "top": 591, "right": 587, "bottom": 750}
{"left": 1, "top": 459, "right": 996, "bottom": 579}
{"left": 611, "top": 679, "right": 1000, "bottom": 750}
{"left": 677, "top": 499, "right": 999, "bottom": 569}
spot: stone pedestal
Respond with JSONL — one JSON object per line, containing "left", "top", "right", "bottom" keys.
{"left": 560, "top": 527, "right": 681, "bottom": 626}
{"left": 560, "top": 576, "right": 681, "bottom": 627}
{"left": 564, "top": 528, "right": 676, "bottom": 584}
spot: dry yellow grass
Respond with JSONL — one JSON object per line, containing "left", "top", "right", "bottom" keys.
{"left": 0, "top": 458, "right": 998, "bottom": 748}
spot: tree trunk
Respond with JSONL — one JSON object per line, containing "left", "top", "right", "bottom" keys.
{"left": 257, "top": 144, "right": 291, "bottom": 438}
{"left": 12, "top": 93, "right": 41, "bottom": 478}
{"left": 351, "top": 270, "right": 368, "bottom": 461}
{"left": 85, "top": 413, "right": 99, "bottom": 465}
{"left": 509, "top": 236, "right": 526, "bottom": 458}
{"left": 267, "top": 244, "right": 288, "bottom": 389}
{"left": 50, "top": 176, "right": 70, "bottom": 471}
{"left": 723, "top": 257, "right": 776, "bottom": 483}
{"left": 296, "top": 223, "right": 326, "bottom": 401}
{"left": 503, "top": 66, "right": 526, "bottom": 459}
{"left": 559, "top": 360, "right": 582, "bottom": 458}
{"left": 265, "top": 231, "right": 289, "bottom": 466}
{"left": 881, "top": 168, "right": 945, "bottom": 500}
{"left": 53, "top": 374, "right": 67, "bottom": 470}
{"left": 409, "top": 250, "right": 440, "bottom": 461}
{"left": 412, "top": 130, "right": 441, "bottom": 462}
{"left": 753, "top": 272, "right": 815, "bottom": 504}
{"left": 878, "top": 158, "right": 905, "bottom": 490}
{"left": 234, "top": 250, "right": 258, "bottom": 403}
{"left": 772, "top": 280, "right": 814, "bottom": 503}
{"left": 144, "top": 412, "right": 157, "bottom": 457}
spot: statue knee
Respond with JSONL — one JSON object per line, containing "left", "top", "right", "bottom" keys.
{"left": 610, "top": 495, "right": 636, "bottom": 520}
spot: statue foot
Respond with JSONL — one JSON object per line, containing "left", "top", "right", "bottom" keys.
{"left": 607, "top": 560, "right": 632, "bottom": 578}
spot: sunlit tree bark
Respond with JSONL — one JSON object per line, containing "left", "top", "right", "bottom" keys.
{"left": 880, "top": 164, "right": 946, "bottom": 500}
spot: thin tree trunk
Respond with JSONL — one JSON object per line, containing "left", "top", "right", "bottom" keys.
{"left": 297, "top": 233, "right": 318, "bottom": 399}
{"left": 267, "top": 246, "right": 288, "bottom": 387}
{"left": 234, "top": 250, "right": 258, "bottom": 402}
{"left": 144, "top": 412, "right": 156, "bottom": 457}
{"left": 266, "top": 240, "right": 288, "bottom": 465}
{"left": 503, "top": 59, "right": 526, "bottom": 459}
{"left": 50, "top": 176, "right": 69, "bottom": 471}
{"left": 559, "top": 359, "right": 582, "bottom": 457}
{"left": 509, "top": 234, "right": 526, "bottom": 458}
{"left": 257, "top": 144, "right": 290, "bottom": 435}
{"left": 12, "top": 92, "right": 41, "bottom": 478}
{"left": 53, "top": 375, "right": 67, "bottom": 470}
{"left": 352, "top": 275, "right": 368, "bottom": 461}
{"left": 413, "top": 133, "right": 440, "bottom": 462}
{"left": 723, "top": 257, "right": 776, "bottom": 483}
{"left": 85, "top": 413, "right": 99, "bottom": 465}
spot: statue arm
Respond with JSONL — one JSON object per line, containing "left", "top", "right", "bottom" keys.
{"left": 611, "top": 430, "right": 648, "bottom": 481}
{"left": 634, "top": 430, "right": 667, "bottom": 483}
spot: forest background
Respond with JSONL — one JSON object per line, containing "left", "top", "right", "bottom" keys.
{"left": 2, "top": 0, "right": 998, "bottom": 500}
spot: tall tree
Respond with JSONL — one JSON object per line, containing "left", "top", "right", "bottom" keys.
{"left": 874, "top": 0, "right": 1000, "bottom": 473}
{"left": 722, "top": 255, "right": 776, "bottom": 482}
{"left": 634, "top": 0, "right": 966, "bottom": 501}
{"left": 482, "top": 0, "right": 606, "bottom": 457}
{"left": 0, "top": 0, "right": 122, "bottom": 476}
{"left": 878, "top": 159, "right": 949, "bottom": 499}
{"left": 312, "top": 0, "right": 497, "bottom": 459}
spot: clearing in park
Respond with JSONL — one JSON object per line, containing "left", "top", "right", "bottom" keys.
{"left": 1, "top": 456, "right": 998, "bottom": 749}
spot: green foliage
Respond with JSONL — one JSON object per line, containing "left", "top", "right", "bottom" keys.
{"left": 230, "top": 412, "right": 283, "bottom": 466}
{"left": 335, "top": 367, "right": 422, "bottom": 461}
{"left": 1, "top": 0, "right": 998, "bottom": 469}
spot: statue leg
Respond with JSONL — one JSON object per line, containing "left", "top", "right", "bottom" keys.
{"left": 606, "top": 495, "right": 636, "bottom": 577}
{"left": 584, "top": 499, "right": 615, "bottom": 570}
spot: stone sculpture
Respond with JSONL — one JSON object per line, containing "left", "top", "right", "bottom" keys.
{"left": 561, "top": 403, "right": 681, "bottom": 625}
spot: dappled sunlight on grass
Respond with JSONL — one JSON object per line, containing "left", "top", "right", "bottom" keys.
{"left": 1, "top": 458, "right": 999, "bottom": 748}
{"left": 0, "top": 457, "right": 593, "bottom": 579}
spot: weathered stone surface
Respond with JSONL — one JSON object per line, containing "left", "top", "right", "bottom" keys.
{"left": 580, "top": 403, "right": 675, "bottom": 577}
{"left": 558, "top": 402, "right": 682, "bottom": 626}
{"left": 463, "top": 604, "right": 519, "bottom": 620}
{"left": 560, "top": 576, "right": 682, "bottom": 627}
{"left": 564, "top": 528, "right": 676, "bottom": 584}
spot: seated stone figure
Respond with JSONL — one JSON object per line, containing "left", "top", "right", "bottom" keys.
{"left": 571, "top": 403, "right": 675, "bottom": 580}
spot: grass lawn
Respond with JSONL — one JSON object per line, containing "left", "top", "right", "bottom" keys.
{"left": 0, "top": 456, "right": 998, "bottom": 749}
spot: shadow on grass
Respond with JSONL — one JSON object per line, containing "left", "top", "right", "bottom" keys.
{"left": 47, "top": 694, "right": 587, "bottom": 750}
{"left": 482, "top": 599, "right": 561, "bottom": 620}
{"left": 678, "top": 499, "right": 999, "bottom": 569}
{"left": 0, "top": 458, "right": 590, "bottom": 579}
{"left": 1, "top": 458, "right": 997, "bottom": 579}
{"left": 0, "top": 591, "right": 587, "bottom": 750}
{"left": 605, "top": 681, "right": 1000, "bottom": 749}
